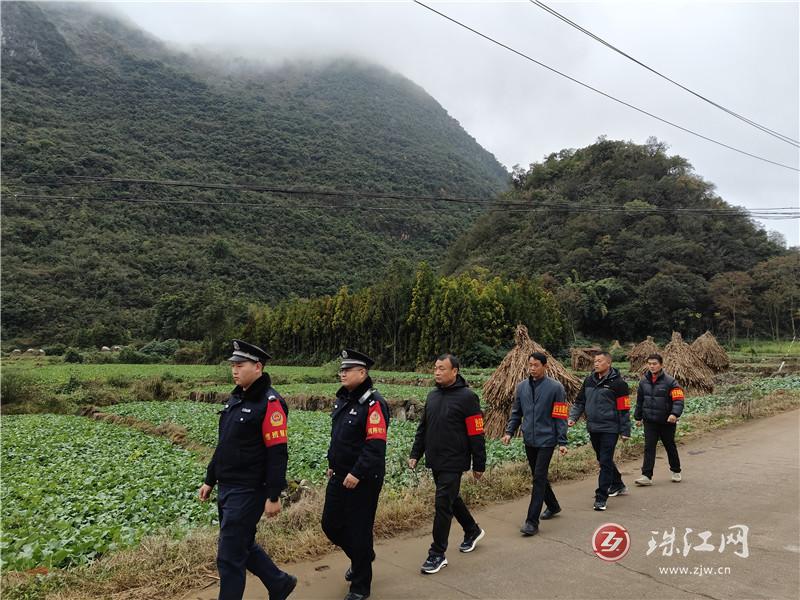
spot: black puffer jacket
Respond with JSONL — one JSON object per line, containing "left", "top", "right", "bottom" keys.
{"left": 634, "top": 370, "right": 685, "bottom": 423}
{"left": 569, "top": 367, "right": 631, "bottom": 436}
{"left": 410, "top": 375, "right": 486, "bottom": 473}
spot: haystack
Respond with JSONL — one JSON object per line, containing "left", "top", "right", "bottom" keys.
{"left": 663, "top": 331, "right": 714, "bottom": 394}
{"left": 629, "top": 336, "right": 660, "bottom": 374}
{"left": 570, "top": 348, "right": 594, "bottom": 371}
{"left": 483, "top": 324, "right": 581, "bottom": 438}
{"left": 691, "top": 331, "right": 730, "bottom": 372}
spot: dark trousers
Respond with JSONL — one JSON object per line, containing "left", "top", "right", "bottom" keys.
{"left": 321, "top": 474, "right": 383, "bottom": 596}
{"left": 589, "top": 432, "right": 624, "bottom": 502}
{"left": 430, "top": 470, "right": 478, "bottom": 556}
{"left": 524, "top": 445, "right": 559, "bottom": 525}
{"left": 642, "top": 420, "right": 681, "bottom": 477}
{"left": 217, "top": 484, "right": 288, "bottom": 600}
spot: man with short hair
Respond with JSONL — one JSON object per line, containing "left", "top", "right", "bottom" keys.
{"left": 634, "top": 353, "right": 684, "bottom": 485}
{"left": 199, "top": 340, "right": 296, "bottom": 600}
{"left": 502, "top": 351, "right": 568, "bottom": 536}
{"left": 409, "top": 353, "right": 486, "bottom": 575}
{"left": 568, "top": 351, "right": 631, "bottom": 511}
{"left": 322, "top": 349, "right": 390, "bottom": 600}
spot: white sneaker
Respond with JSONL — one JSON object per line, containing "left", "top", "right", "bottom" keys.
{"left": 671, "top": 472, "right": 682, "bottom": 482}
{"left": 634, "top": 475, "right": 653, "bottom": 486}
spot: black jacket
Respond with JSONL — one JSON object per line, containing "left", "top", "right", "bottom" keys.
{"left": 569, "top": 367, "right": 631, "bottom": 436}
{"left": 327, "top": 377, "right": 390, "bottom": 481}
{"left": 205, "top": 374, "right": 288, "bottom": 500}
{"left": 410, "top": 375, "right": 487, "bottom": 473}
{"left": 634, "top": 370, "right": 685, "bottom": 423}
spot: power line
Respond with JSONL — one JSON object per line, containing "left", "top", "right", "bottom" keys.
{"left": 530, "top": 0, "right": 800, "bottom": 147}
{"left": 412, "top": 0, "right": 800, "bottom": 173}
{"left": 7, "top": 175, "right": 799, "bottom": 215}
{"left": 7, "top": 192, "right": 798, "bottom": 219}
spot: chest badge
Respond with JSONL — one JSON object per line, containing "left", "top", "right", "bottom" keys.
{"left": 349, "top": 408, "right": 358, "bottom": 416}
{"left": 241, "top": 407, "right": 252, "bottom": 413}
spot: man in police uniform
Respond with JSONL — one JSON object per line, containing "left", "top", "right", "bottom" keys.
{"left": 322, "top": 349, "right": 390, "bottom": 600}
{"left": 199, "top": 340, "right": 296, "bottom": 600}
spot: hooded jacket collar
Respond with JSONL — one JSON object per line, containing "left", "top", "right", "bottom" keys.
{"left": 233, "top": 372, "right": 272, "bottom": 402}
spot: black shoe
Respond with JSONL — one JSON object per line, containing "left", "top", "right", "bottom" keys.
{"left": 459, "top": 527, "right": 485, "bottom": 552}
{"left": 541, "top": 507, "right": 561, "bottom": 520}
{"left": 420, "top": 554, "right": 448, "bottom": 574}
{"left": 345, "top": 549, "right": 375, "bottom": 581}
{"left": 593, "top": 500, "right": 607, "bottom": 511}
{"left": 343, "top": 593, "right": 370, "bottom": 600}
{"left": 608, "top": 484, "right": 628, "bottom": 497}
{"left": 271, "top": 574, "right": 297, "bottom": 600}
{"left": 520, "top": 521, "right": 539, "bottom": 536}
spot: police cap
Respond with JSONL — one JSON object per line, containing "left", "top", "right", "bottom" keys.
{"left": 339, "top": 348, "right": 374, "bottom": 370}
{"left": 228, "top": 340, "right": 271, "bottom": 364}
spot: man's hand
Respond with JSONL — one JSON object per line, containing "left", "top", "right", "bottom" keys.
{"left": 264, "top": 499, "right": 281, "bottom": 518}
{"left": 343, "top": 473, "right": 360, "bottom": 488}
{"left": 326, "top": 468, "right": 333, "bottom": 478}
{"left": 501, "top": 434, "right": 511, "bottom": 445}
{"left": 667, "top": 415, "right": 678, "bottom": 424}
{"left": 558, "top": 445, "right": 567, "bottom": 456}
{"left": 472, "top": 471, "right": 484, "bottom": 481}
{"left": 408, "top": 458, "right": 417, "bottom": 469}
{"left": 568, "top": 419, "right": 575, "bottom": 427}
{"left": 636, "top": 420, "right": 642, "bottom": 427}
{"left": 198, "top": 483, "right": 213, "bottom": 502}
{"left": 621, "top": 436, "right": 630, "bottom": 442}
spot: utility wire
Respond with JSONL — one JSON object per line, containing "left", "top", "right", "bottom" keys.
{"left": 412, "top": 0, "right": 799, "bottom": 172}
{"left": 530, "top": 0, "right": 800, "bottom": 147}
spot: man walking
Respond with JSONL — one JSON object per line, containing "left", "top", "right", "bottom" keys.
{"left": 409, "top": 353, "right": 486, "bottom": 575}
{"left": 322, "top": 349, "right": 390, "bottom": 600}
{"left": 199, "top": 340, "right": 296, "bottom": 600}
{"left": 568, "top": 351, "right": 631, "bottom": 511}
{"left": 634, "top": 353, "right": 684, "bottom": 485}
{"left": 502, "top": 352, "right": 568, "bottom": 536}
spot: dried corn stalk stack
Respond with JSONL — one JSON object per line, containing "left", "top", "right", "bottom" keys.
{"left": 483, "top": 324, "right": 581, "bottom": 438}
{"left": 629, "top": 336, "right": 660, "bottom": 374}
{"left": 663, "top": 331, "right": 715, "bottom": 394}
{"left": 570, "top": 348, "right": 594, "bottom": 371}
{"left": 690, "top": 331, "right": 730, "bottom": 372}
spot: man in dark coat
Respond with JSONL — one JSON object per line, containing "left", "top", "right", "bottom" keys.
{"left": 199, "top": 340, "right": 296, "bottom": 600}
{"left": 409, "top": 353, "right": 486, "bottom": 575}
{"left": 634, "top": 353, "right": 685, "bottom": 485}
{"left": 322, "top": 349, "right": 390, "bottom": 600}
{"left": 569, "top": 351, "right": 631, "bottom": 511}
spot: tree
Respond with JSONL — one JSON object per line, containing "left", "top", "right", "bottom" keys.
{"left": 709, "top": 271, "right": 754, "bottom": 343}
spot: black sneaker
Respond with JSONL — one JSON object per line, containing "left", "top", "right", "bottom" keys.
{"left": 593, "top": 500, "right": 607, "bottom": 511}
{"left": 541, "top": 507, "right": 561, "bottom": 520}
{"left": 608, "top": 484, "right": 628, "bottom": 497}
{"left": 271, "top": 574, "right": 297, "bottom": 600}
{"left": 459, "top": 527, "right": 485, "bottom": 553}
{"left": 520, "top": 521, "right": 539, "bottom": 536}
{"left": 420, "top": 554, "right": 448, "bottom": 574}
{"left": 343, "top": 593, "right": 369, "bottom": 600}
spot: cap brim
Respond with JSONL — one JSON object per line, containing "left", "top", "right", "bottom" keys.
{"left": 228, "top": 355, "right": 252, "bottom": 363}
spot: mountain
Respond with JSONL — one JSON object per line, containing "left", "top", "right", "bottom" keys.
{"left": 443, "top": 138, "right": 786, "bottom": 340}
{"left": 0, "top": 2, "right": 509, "bottom": 345}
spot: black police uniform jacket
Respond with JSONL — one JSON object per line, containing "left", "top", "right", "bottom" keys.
{"left": 205, "top": 373, "right": 288, "bottom": 501}
{"left": 410, "top": 375, "right": 487, "bottom": 473}
{"left": 327, "top": 377, "right": 390, "bottom": 481}
{"left": 634, "top": 370, "right": 685, "bottom": 423}
{"left": 569, "top": 367, "right": 632, "bottom": 437}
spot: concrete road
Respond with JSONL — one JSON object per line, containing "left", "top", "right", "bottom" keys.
{"left": 186, "top": 410, "right": 800, "bottom": 600}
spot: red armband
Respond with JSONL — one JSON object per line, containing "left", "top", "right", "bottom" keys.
{"left": 670, "top": 388, "right": 685, "bottom": 401}
{"left": 365, "top": 403, "right": 387, "bottom": 441}
{"left": 616, "top": 395, "right": 631, "bottom": 410}
{"left": 551, "top": 401, "right": 569, "bottom": 419}
{"left": 465, "top": 413, "right": 484, "bottom": 436}
{"left": 262, "top": 401, "right": 288, "bottom": 447}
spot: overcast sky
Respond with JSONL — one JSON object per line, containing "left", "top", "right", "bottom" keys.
{"left": 109, "top": 0, "right": 799, "bottom": 246}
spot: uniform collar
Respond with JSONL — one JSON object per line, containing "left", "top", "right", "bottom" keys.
{"left": 234, "top": 373, "right": 271, "bottom": 401}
